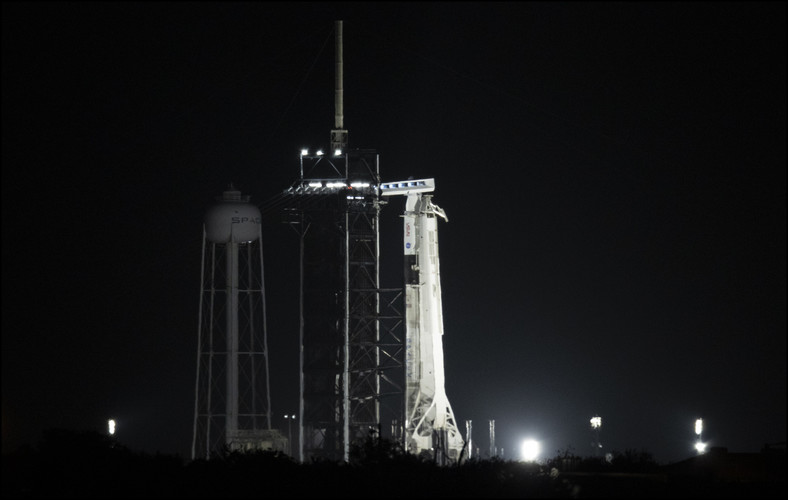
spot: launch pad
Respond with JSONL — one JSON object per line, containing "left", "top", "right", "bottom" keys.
{"left": 192, "top": 20, "right": 465, "bottom": 464}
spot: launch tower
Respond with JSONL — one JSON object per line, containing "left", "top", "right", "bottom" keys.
{"left": 282, "top": 21, "right": 404, "bottom": 462}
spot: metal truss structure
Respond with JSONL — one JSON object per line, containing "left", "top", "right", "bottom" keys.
{"left": 284, "top": 150, "right": 404, "bottom": 462}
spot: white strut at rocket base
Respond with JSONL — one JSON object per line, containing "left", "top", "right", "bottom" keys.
{"left": 380, "top": 178, "right": 465, "bottom": 463}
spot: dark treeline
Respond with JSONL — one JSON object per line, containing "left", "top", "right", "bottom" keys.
{"left": 2, "top": 429, "right": 785, "bottom": 498}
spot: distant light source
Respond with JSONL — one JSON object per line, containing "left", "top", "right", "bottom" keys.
{"left": 334, "top": 149, "right": 342, "bottom": 156}
{"left": 521, "top": 439, "right": 540, "bottom": 462}
{"left": 300, "top": 149, "right": 308, "bottom": 156}
{"left": 284, "top": 414, "right": 296, "bottom": 456}
{"left": 590, "top": 416, "right": 602, "bottom": 429}
{"left": 108, "top": 419, "right": 116, "bottom": 435}
{"left": 316, "top": 150, "right": 324, "bottom": 156}
{"left": 694, "top": 418, "right": 705, "bottom": 454}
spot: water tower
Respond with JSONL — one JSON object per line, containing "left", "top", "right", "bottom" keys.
{"left": 191, "top": 185, "right": 286, "bottom": 459}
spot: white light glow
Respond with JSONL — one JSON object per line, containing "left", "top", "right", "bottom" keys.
{"left": 334, "top": 149, "right": 342, "bottom": 156}
{"left": 590, "top": 416, "right": 602, "bottom": 429}
{"left": 521, "top": 439, "right": 540, "bottom": 462}
{"left": 308, "top": 182, "right": 322, "bottom": 188}
{"left": 695, "top": 418, "right": 703, "bottom": 436}
{"left": 316, "top": 150, "right": 324, "bottom": 156}
{"left": 695, "top": 441, "right": 707, "bottom": 453}
{"left": 300, "top": 149, "right": 308, "bottom": 156}
{"left": 108, "top": 419, "right": 116, "bottom": 435}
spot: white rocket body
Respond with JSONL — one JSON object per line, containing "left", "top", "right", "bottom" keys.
{"left": 381, "top": 179, "right": 464, "bottom": 463}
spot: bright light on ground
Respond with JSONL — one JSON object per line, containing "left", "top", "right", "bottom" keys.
{"left": 108, "top": 419, "right": 116, "bottom": 435}
{"left": 695, "top": 418, "right": 703, "bottom": 436}
{"left": 695, "top": 441, "right": 706, "bottom": 453}
{"left": 521, "top": 439, "right": 540, "bottom": 462}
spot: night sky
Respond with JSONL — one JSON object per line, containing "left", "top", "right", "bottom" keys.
{"left": 2, "top": 2, "right": 785, "bottom": 465}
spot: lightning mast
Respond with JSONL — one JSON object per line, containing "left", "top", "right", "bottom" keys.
{"left": 381, "top": 179, "right": 465, "bottom": 464}
{"left": 330, "top": 20, "right": 348, "bottom": 154}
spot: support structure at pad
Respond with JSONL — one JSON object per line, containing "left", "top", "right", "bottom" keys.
{"left": 284, "top": 151, "right": 404, "bottom": 462}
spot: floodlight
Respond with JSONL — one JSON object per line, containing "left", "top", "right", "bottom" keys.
{"left": 521, "top": 439, "right": 540, "bottom": 462}
{"left": 316, "top": 150, "right": 324, "bottom": 156}
{"left": 695, "top": 418, "right": 703, "bottom": 436}
{"left": 108, "top": 419, "right": 116, "bottom": 435}
{"left": 590, "top": 416, "right": 602, "bottom": 429}
{"left": 300, "top": 149, "right": 308, "bottom": 156}
{"left": 695, "top": 441, "right": 707, "bottom": 453}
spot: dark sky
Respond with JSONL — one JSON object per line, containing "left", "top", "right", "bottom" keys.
{"left": 2, "top": 2, "right": 785, "bottom": 464}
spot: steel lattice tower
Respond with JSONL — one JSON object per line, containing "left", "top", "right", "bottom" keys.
{"left": 284, "top": 150, "right": 404, "bottom": 462}
{"left": 274, "top": 20, "right": 404, "bottom": 463}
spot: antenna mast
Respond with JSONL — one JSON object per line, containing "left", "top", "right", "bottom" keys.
{"left": 330, "top": 20, "right": 348, "bottom": 153}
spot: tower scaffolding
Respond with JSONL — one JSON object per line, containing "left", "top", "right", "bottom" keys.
{"left": 283, "top": 150, "right": 404, "bottom": 462}
{"left": 277, "top": 19, "right": 403, "bottom": 463}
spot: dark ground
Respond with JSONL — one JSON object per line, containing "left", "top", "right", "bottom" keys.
{"left": 2, "top": 429, "right": 785, "bottom": 498}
